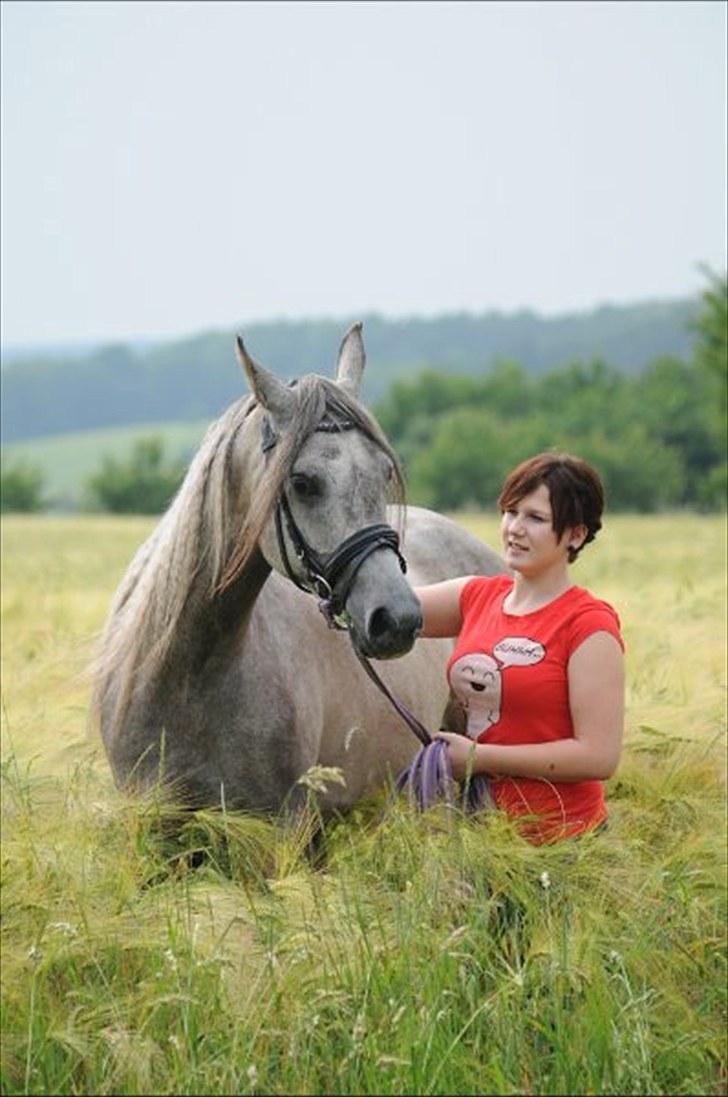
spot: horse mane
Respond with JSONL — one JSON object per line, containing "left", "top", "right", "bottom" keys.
{"left": 91, "top": 374, "right": 405, "bottom": 737}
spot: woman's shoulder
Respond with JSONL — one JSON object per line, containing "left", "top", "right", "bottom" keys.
{"left": 562, "top": 586, "right": 624, "bottom": 649}
{"left": 567, "top": 585, "right": 620, "bottom": 617}
{"left": 460, "top": 573, "right": 513, "bottom": 614}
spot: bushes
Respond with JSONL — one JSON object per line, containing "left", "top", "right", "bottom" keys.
{"left": 402, "top": 409, "right": 690, "bottom": 513}
{"left": 1, "top": 459, "right": 46, "bottom": 512}
{"left": 8, "top": 272, "right": 725, "bottom": 516}
{"left": 86, "top": 437, "right": 187, "bottom": 514}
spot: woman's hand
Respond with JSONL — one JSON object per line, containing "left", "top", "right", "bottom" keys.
{"left": 435, "top": 730, "right": 480, "bottom": 781}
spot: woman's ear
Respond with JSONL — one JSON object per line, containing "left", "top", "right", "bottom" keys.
{"left": 572, "top": 526, "right": 586, "bottom": 548}
{"left": 568, "top": 524, "right": 589, "bottom": 554}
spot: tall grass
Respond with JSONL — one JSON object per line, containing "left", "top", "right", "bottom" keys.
{"left": 1, "top": 514, "right": 726, "bottom": 1095}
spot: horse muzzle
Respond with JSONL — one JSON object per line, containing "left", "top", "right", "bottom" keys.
{"left": 349, "top": 600, "right": 423, "bottom": 660}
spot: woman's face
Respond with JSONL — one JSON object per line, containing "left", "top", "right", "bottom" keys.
{"left": 500, "top": 482, "right": 576, "bottom": 575}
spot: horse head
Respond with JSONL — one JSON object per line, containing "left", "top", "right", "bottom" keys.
{"left": 230, "top": 324, "right": 423, "bottom": 660}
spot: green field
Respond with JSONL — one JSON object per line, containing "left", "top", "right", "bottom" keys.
{"left": 1, "top": 513, "right": 726, "bottom": 1095}
{"left": 1, "top": 421, "right": 210, "bottom": 509}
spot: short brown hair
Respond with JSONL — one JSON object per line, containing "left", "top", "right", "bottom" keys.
{"left": 498, "top": 452, "right": 604, "bottom": 562}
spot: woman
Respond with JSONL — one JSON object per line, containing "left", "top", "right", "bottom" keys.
{"left": 415, "top": 452, "right": 625, "bottom": 844}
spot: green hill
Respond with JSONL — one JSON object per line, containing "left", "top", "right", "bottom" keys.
{"left": 2, "top": 420, "right": 210, "bottom": 510}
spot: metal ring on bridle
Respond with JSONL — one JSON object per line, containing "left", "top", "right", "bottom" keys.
{"left": 311, "top": 574, "right": 333, "bottom": 601}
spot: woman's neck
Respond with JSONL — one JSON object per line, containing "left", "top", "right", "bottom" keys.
{"left": 504, "top": 566, "right": 573, "bottom": 614}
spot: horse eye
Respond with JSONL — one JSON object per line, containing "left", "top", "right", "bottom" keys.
{"left": 290, "top": 473, "right": 321, "bottom": 500}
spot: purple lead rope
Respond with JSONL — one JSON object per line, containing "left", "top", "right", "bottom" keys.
{"left": 318, "top": 594, "right": 492, "bottom": 812}
{"left": 394, "top": 740, "right": 494, "bottom": 813}
{"left": 351, "top": 643, "right": 494, "bottom": 814}
{"left": 353, "top": 648, "right": 433, "bottom": 748}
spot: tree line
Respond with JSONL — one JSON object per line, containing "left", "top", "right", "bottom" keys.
{"left": 375, "top": 271, "right": 726, "bottom": 512}
{"left": 2, "top": 272, "right": 725, "bottom": 515}
{"left": 2, "top": 298, "right": 698, "bottom": 443}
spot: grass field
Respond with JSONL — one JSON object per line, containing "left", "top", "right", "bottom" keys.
{"left": 1, "top": 512, "right": 726, "bottom": 1095}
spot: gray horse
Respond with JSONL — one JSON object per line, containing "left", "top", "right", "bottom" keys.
{"left": 93, "top": 324, "right": 505, "bottom": 814}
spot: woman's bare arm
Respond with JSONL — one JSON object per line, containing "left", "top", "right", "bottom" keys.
{"left": 413, "top": 577, "right": 473, "bottom": 638}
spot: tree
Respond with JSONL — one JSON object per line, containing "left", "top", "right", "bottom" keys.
{"left": 690, "top": 268, "right": 727, "bottom": 507}
{"left": 375, "top": 369, "right": 483, "bottom": 441}
{"left": 566, "top": 427, "right": 686, "bottom": 512}
{"left": 692, "top": 267, "right": 728, "bottom": 392}
{"left": 635, "top": 356, "right": 723, "bottom": 506}
{"left": 534, "top": 359, "right": 630, "bottom": 436}
{"left": 1, "top": 460, "right": 46, "bottom": 512}
{"left": 406, "top": 409, "right": 554, "bottom": 510}
{"left": 86, "top": 436, "right": 187, "bottom": 514}
{"left": 478, "top": 359, "right": 534, "bottom": 417}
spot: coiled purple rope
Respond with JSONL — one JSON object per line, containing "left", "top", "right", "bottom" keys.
{"left": 394, "top": 739, "right": 494, "bottom": 814}
{"left": 316, "top": 597, "right": 493, "bottom": 814}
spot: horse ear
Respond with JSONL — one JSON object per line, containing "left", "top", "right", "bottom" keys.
{"left": 334, "top": 322, "right": 366, "bottom": 398}
{"left": 236, "top": 336, "right": 296, "bottom": 426}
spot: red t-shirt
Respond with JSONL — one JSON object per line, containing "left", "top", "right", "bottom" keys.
{"left": 447, "top": 575, "right": 624, "bottom": 844}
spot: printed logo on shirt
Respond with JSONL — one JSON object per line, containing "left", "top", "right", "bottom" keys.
{"left": 449, "top": 636, "right": 545, "bottom": 739}
{"left": 493, "top": 638, "right": 545, "bottom": 667}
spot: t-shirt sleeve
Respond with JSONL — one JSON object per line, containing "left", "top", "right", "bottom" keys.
{"left": 459, "top": 575, "right": 507, "bottom": 623}
{"left": 567, "top": 601, "right": 624, "bottom": 655}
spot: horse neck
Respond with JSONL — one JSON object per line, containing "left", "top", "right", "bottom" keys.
{"left": 196, "top": 546, "right": 271, "bottom": 659}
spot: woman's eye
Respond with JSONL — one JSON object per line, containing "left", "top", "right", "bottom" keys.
{"left": 290, "top": 474, "right": 320, "bottom": 499}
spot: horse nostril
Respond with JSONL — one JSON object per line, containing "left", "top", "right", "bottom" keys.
{"left": 368, "top": 606, "right": 394, "bottom": 642}
{"left": 367, "top": 605, "right": 423, "bottom": 648}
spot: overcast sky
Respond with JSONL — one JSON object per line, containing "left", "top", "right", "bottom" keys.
{"left": 1, "top": 0, "right": 726, "bottom": 346}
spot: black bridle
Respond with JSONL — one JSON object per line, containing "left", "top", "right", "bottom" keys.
{"left": 274, "top": 486, "right": 437, "bottom": 749}
{"left": 262, "top": 409, "right": 432, "bottom": 746}
{"left": 263, "top": 409, "right": 407, "bottom": 625}
{"left": 260, "top": 405, "right": 493, "bottom": 809}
